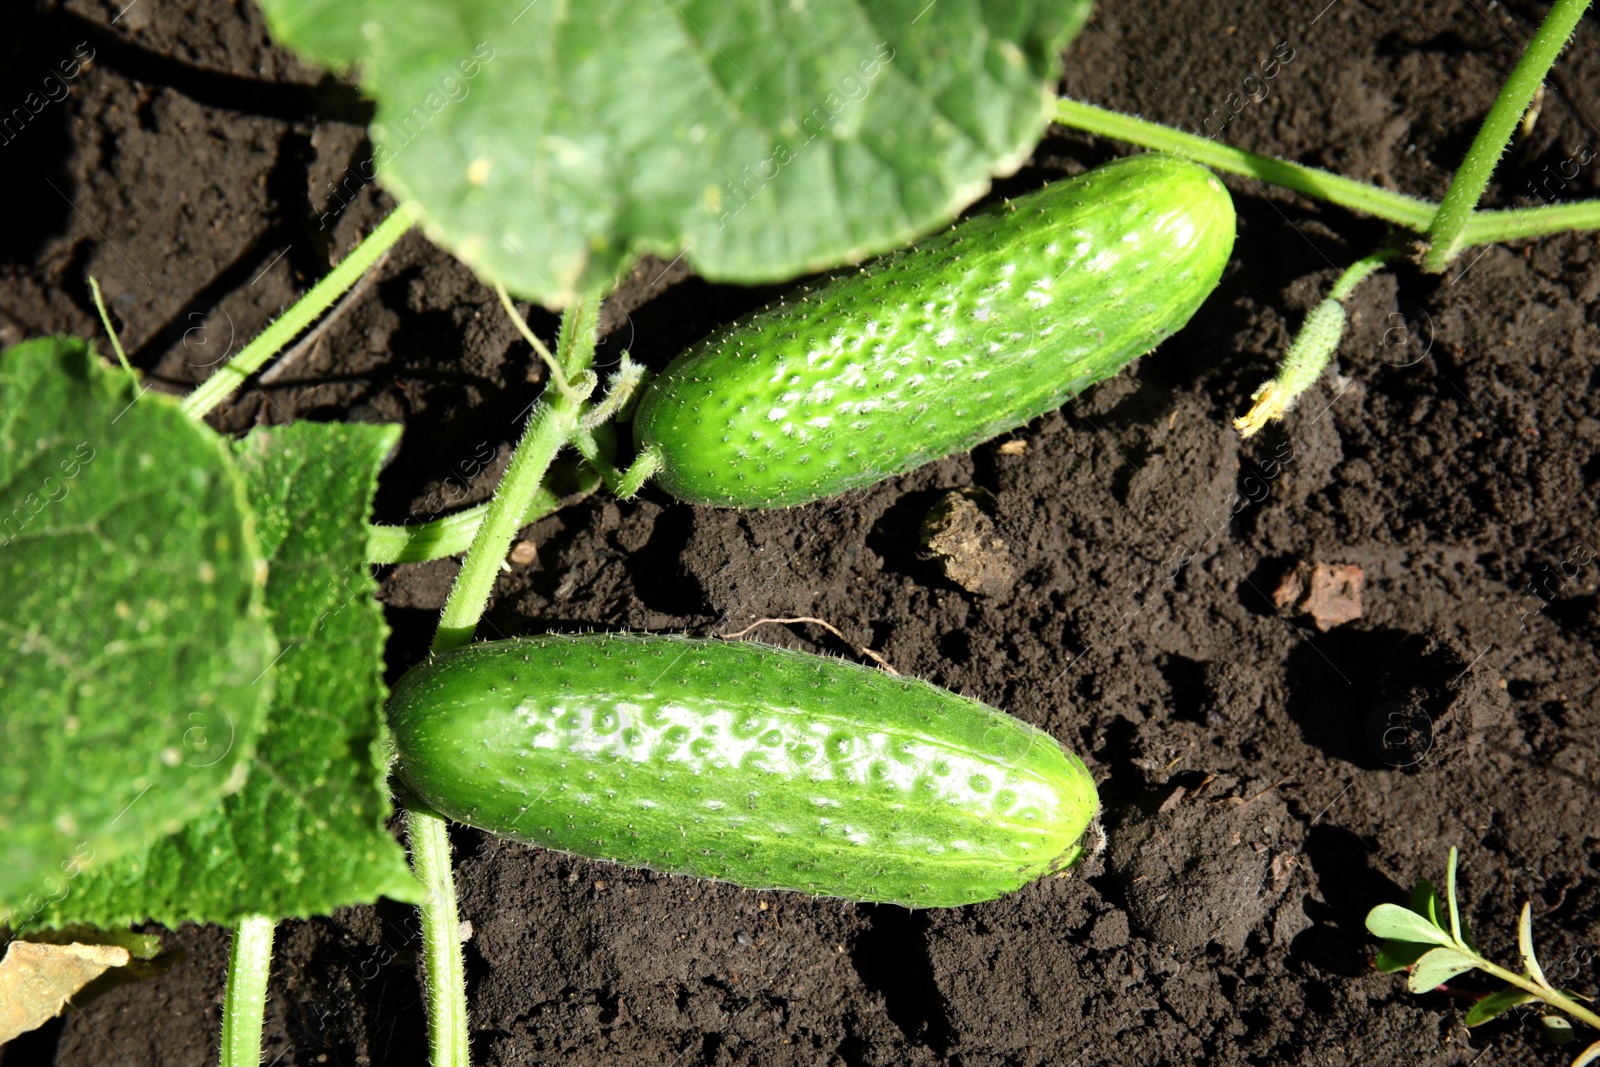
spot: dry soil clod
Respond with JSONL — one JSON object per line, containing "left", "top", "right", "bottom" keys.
{"left": 1272, "top": 560, "right": 1364, "bottom": 631}
{"left": 918, "top": 488, "right": 1016, "bottom": 598}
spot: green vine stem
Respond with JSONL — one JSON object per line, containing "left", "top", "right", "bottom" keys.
{"left": 1459, "top": 199, "right": 1600, "bottom": 246}
{"left": 495, "top": 283, "right": 575, "bottom": 399}
{"left": 1050, "top": 99, "right": 1600, "bottom": 250}
{"left": 1234, "top": 248, "right": 1399, "bottom": 437}
{"left": 429, "top": 293, "right": 600, "bottom": 653}
{"left": 406, "top": 807, "right": 470, "bottom": 1067}
{"left": 180, "top": 201, "right": 422, "bottom": 421}
{"left": 218, "top": 915, "right": 274, "bottom": 1067}
{"left": 612, "top": 447, "right": 663, "bottom": 500}
{"left": 406, "top": 288, "right": 604, "bottom": 1067}
{"left": 427, "top": 401, "right": 585, "bottom": 645}
{"left": 87, "top": 276, "right": 134, "bottom": 377}
{"left": 1051, "top": 98, "right": 1437, "bottom": 228}
{"left": 1470, "top": 953, "right": 1600, "bottom": 1035}
{"left": 365, "top": 460, "right": 602, "bottom": 565}
{"left": 367, "top": 495, "right": 555, "bottom": 565}
{"left": 1325, "top": 248, "right": 1399, "bottom": 302}
{"left": 1422, "top": 0, "right": 1593, "bottom": 271}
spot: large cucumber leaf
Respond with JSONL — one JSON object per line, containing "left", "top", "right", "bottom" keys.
{"left": 23, "top": 423, "right": 421, "bottom": 929}
{"left": 0, "top": 338, "right": 274, "bottom": 920}
{"left": 260, "top": 0, "right": 1090, "bottom": 304}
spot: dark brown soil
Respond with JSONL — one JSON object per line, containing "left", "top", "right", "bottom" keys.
{"left": 4, "top": 1, "right": 1598, "bottom": 1065}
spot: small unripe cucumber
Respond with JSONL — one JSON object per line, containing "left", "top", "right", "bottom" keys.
{"left": 388, "top": 634, "right": 1098, "bottom": 908}
{"left": 634, "top": 154, "right": 1235, "bottom": 507}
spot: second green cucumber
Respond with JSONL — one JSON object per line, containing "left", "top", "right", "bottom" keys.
{"left": 634, "top": 154, "right": 1236, "bottom": 508}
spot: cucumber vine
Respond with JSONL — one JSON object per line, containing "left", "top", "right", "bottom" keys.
{"left": 1420, "top": 0, "right": 1592, "bottom": 271}
{"left": 166, "top": 2, "right": 1600, "bottom": 1060}
{"left": 1051, "top": 0, "right": 1597, "bottom": 436}
{"left": 10, "top": 2, "right": 1600, "bottom": 1066}
{"left": 219, "top": 917, "right": 275, "bottom": 1067}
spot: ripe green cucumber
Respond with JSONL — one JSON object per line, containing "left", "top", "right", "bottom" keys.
{"left": 634, "top": 154, "right": 1235, "bottom": 507}
{"left": 387, "top": 633, "right": 1098, "bottom": 908}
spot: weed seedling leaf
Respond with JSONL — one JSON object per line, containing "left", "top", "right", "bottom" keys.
{"left": 23, "top": 423, "right": 421, "bottom": 929}
{"left": 1464, "top": 986, "right": 1537, "bottom": 1026}
{"left": 1408, "top": 947, "right": 1477, "bottom": 993}
{"left": 1366, "top": 903, "right": 1455, "bottom": 948}
{"left": 1519, "top": 901, "right": 1553, "bottom": 988}
{"left": 0, "top": 337, "right": 274, "bottom": 916}
{"left": 1445, "top": 845, "right": 1463, "bottom": 945}
{"left": 1375, "top": 939, "right": 1433, "bottom": 973}
{"left": 1371, "top": 848, "right": 1600, "bottom": 1063}
{"left": 1543, "top": 1015, "right": 1576, "bottom": 1045}
{"left": 261, "top": 0, "right": 1092, "bottom": 304}
{"left": 1410, "top": 877, "right": 1444, "bottom": 931}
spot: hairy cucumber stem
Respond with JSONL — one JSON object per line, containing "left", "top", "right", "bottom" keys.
{"left": 570, "top": 411, "right": 658, "bottom": 501}
{"left": 1234, "top": 249, "right": 1398, "bottom": 438}
{"left": 575, "top": 432, "right": 661, "bottom": 500}
{"left": 406, "top": 288, "right": 605, "bottom": 1067}
{"left": 430, "top": 398, "right": 583, "bottom": 647}
{"left": 495, "top": 283, "right": 573, "bottom": 399}
{"left": 1422, "top": 0, "right": 1593, "bottom": 271}
{"left": 613, "top": 446, "right": 663, "bottom": 501}
{"left": 580, "top": 354, "right": 647, "bottom": 431}
{"left": 219, "top": 915, "right": 274, "bottom": 1067}
{"left": 180, "top": 202, "right": 421, "bottom": 421}
{"left": 366, "top": 457, "right": 604, "bottom": 565}
{"left": 367, "top": 489, "right": 560, "bottom": 565}
{"left": 429, "top": 292, "right": 599, "bottom": 652}
{"left": 1051, "top": 99, "right": 1600, "bottom": 251}
{"left": 407, "top": 808, "right": 470, "bottom": 1067}
{"left": 1326, "top": 251, "right": 1398, "bottom": 302}
{"left": 1051, "top": 98, "right": 1436, "bottom": 229}
{"left": 1460, "top": 199, "right": 1600, "bottom": 246}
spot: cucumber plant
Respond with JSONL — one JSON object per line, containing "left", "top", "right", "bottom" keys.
{"left": 8, "top": 1, "right": 1600, "bottom": 1066}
